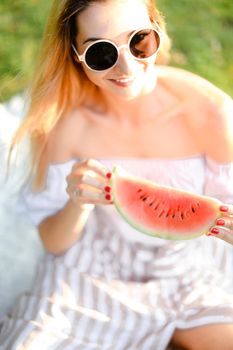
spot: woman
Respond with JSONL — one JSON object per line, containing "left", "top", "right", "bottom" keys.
{"left": 1, "top": 0, "right": 233, "bottom": 349}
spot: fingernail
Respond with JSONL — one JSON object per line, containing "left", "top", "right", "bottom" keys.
{"left": 106, "top": 172, "right": 112, "bottom": 179}
{"left": 216, "top": 218, "right": 225, "bottom": 226}
{"left": 105, "top": 186, "right": 111, "bottom": 193}
{"left": 210, "top": 228, "right": 219, "bottom": 234}
{"left": 105, "top": 194, "right": 111, "bottom": 201}
{"left": 220, "top": 205, "right": 229, "bottom": 213}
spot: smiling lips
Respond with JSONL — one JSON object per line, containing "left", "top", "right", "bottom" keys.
{"left": 109, "top": 76, "right": 136, "bottom": 87}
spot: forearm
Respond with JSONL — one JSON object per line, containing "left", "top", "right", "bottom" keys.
{"left": 38, "top": 200, "right": 93, "bottom": 255}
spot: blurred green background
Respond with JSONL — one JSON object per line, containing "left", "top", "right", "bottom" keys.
{"left": 0, "top": 0, "right": 232, "bottom": 102}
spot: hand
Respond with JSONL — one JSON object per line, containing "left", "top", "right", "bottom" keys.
{"left": 66, "top": 159, "right": 112, "bottom": 209}
{"left": 207, "top": 204, "right": 233, "bottom": 245}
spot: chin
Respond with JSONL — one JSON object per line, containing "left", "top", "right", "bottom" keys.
{"left": 110, "top": 80, "right": 148, "bottom": 100}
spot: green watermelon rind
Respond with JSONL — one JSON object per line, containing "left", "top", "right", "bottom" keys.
{"left": 111, "top": 165, "right": 222, "bottom": 240}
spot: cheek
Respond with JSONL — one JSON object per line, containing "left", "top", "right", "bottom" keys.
{"left": 82, "top": 65, "right": 106, "bottom": 86}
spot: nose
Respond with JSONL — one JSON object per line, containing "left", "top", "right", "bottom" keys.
{"left": 115, "top": 45, "right": 138, "bottom": 75}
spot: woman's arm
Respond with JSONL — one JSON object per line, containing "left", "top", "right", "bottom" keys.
{"left": 38, "top": 159, "right": 112, "bottom": 255}
{"left": 35, "top": 111, "right": 112, "bottom": 255}
{"left": 201, "top": 92, "right": 233, "bottom": 244}
{"left": 38, "top": 200, "right": 94, "bottom": 255}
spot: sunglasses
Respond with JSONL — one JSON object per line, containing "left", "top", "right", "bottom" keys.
{"left": 72, "top": 27, "right": 162, "bottom": 72}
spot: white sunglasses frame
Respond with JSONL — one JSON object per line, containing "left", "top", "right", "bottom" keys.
{"left": 72, "top": 26, "right": 163, "bottom": 72}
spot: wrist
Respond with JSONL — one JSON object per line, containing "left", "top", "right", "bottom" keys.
{"left": 68, "top": 199, "right": 95, "bottom": 213}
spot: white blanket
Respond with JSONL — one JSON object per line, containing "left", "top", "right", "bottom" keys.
{"left": 0, "top": 95, "right": 44, "bottom": 320}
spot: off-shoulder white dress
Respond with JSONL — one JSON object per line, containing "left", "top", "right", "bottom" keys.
{"left": 1, "top": 156, "right": 233, "bottom": 350}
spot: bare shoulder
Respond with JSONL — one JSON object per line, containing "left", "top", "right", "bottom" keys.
{"left": 46, "top": 108, "right": 86, "bottom": 164}
{"left": 157, "top": 66, "right": 233, "bottom": 162}
{"left": 157, "top": 65, "right": 231, "bottom": 103}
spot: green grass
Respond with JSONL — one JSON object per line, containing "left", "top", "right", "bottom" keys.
{"left": 157, "top": 0, "right": 233, "bottom": 96}
{"left": 0, "top": 0, "right": 232, "bottom": 102}
{"left": 0, "top": 0, "right": 51, "bottom": 101}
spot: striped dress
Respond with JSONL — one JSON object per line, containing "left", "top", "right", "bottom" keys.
{"left": 1, "top": 156, "right": 233, "bottom": 350}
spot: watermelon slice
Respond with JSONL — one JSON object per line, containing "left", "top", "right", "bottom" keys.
{"left": 111, "top": 166, "right": 221, "bottom": 240}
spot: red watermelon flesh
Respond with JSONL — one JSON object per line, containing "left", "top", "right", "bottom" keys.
{"left": 112, "top": 166, "right": 222, "bottom": 240}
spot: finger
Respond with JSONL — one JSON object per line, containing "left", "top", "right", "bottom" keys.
{"left": 72, "top": 159, "right": 112, "bottom": 180}
{"left": 206, "top": 226, "right": 233, "bottom": 245}
{"left": 68, "top": 173, "right": 111, "bottom": 193}
{"left": 219, "top": 204, "right": 233, "bottom": 217}
{"left": 66, "top": 174, "right": 112, "bottom": 204}
{"left": 76, "top": 188, "right": 112, "bottom": 205}
{"left": 215, "top": 217, "right": 233, "bottom": 231}
{"left": 67, "top": 184, "right": 113, "bottom": 205}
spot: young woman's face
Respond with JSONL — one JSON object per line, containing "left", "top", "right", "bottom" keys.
{"left": 75, "top": 0, "right": 158, "bottom": 100}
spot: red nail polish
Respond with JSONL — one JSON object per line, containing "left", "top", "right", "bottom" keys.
{"left": 105, "top": 186, "right": 111, "bottom": 193}
{"left": 216, "top": 218, "right": 225, "bottom": 226}
{"left": 106, "top": 172, "right": 112, "bottom": 179}
{"left": 105, "top": 194, "right": 111, "bottom": 201}
{"left": 210, "top": 228, "right": 219, "bottom": 234}
{"left": 220, "top": 205, "right": 229, "bottom": 212}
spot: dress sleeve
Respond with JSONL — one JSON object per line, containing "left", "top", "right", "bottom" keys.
{"left": 15, "top": 161, "right": 76, "bottom": 226}
{"left": 204, "top": 156, "right": 233, "bottom": 204}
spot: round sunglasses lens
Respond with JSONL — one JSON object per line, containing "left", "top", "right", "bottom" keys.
{"left": 130, "top": 29, "right": 160, "bottom": 59}
{"left": 85, "top": 42, "right": 118, "bottom": 71}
